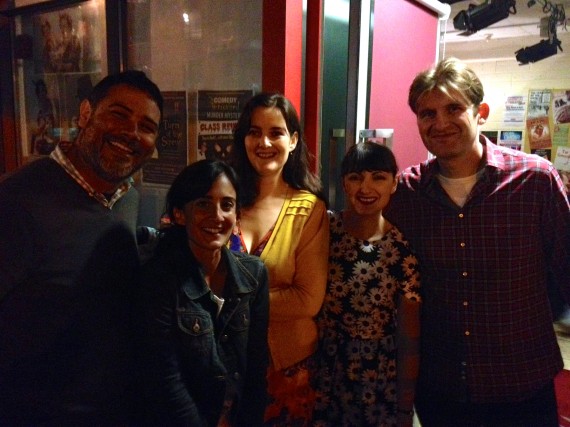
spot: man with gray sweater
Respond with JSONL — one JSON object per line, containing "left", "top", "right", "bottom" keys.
{"left": 0, "top": 70, "right": 163, "bottom": 425}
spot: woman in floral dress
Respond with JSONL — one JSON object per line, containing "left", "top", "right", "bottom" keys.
{"left": 313, "top": 142, "right": 421, "bottom": 427}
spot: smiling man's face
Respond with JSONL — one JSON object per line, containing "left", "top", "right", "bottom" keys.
{"left": 74, "top": 84, "right": 161, "bottom": 187}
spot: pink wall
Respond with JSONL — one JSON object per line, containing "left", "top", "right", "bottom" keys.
{"left": 368, "top": 0, "right": 439, "bottom": 169}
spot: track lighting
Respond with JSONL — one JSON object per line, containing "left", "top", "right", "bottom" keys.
{"left": 515, "top": 0, "right": 565, "bottom": 65}
{"left": 515, "top": 36, "right": 562, "bottom": 64}
{"left": 453, "top": 0, "right": 517, "bottom": 35}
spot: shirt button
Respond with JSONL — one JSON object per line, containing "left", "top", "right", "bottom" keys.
{"left": 192, "top": 320, "right": 200, "bottom": 333}
{"left": 462, "top": 271, "right": 468, "bottom": 277}
{"left": 458, "top": 213, "right": 464, "bottom": 218}
{"left": 463, "top": 301, "right": 468, "bottom": 306}
{"left": 465, "top": 330, "right": 470, "bottom": 336}
{"left": 460, "top": 242, "right": 466, "bottom": 248}
{"left": 221, "top": 334, "right": 229, "bottom": 342}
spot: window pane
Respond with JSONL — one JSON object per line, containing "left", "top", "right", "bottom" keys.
{"left": 126, "top": 0, "right": 262, "bottom": 93}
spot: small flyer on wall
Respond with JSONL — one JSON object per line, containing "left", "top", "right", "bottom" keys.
{"left": 142, "top": 91, "right": 188, "bottom": 185}
{"left": 197, "top": 90, "right": 253, "bottom": 162}
{"left": 527, "top": 89, "right": 551, "bottom": 119}
{"left": 499, "top": 130, "right": 523, "bottom": 150}
{"left": 554, "top": 146, "right": 570, "bottom": 194}
{"left": 503, "top": 95, "right": 526, "bottom": 125}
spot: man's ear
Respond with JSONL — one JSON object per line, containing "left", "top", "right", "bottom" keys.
{"left": 478, "top": 103, "right": 490, "bottom": 124}
{"left": 78, "top": 99, "right": 92, "bottom": 128}
{"left": 172, "top": 208, "right": 186, "bottom": 226}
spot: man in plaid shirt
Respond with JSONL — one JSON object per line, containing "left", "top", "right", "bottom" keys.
{"left": 386, "top": 57, "right": 570, "bottom": 427}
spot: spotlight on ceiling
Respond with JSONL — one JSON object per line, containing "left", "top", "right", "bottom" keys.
{"left": 515, "top": 36, "right": 563, "bottom": 65}
{"left": 515, "top": 0, "right": 565, "bottom": 65}
{"left": 453, "top": 0, "right": 517, "bottom": 35}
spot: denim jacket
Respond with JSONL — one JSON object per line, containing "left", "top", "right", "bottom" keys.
{"left": 139, "top": 227, "right": 269, "bottom": 426}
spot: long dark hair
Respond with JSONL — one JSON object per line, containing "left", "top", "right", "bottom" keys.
{"left": 165, "top": 159, "right": 240, "bottom": 223}
{"left": 231, "top": 92, "right": 324, "bottom": 207}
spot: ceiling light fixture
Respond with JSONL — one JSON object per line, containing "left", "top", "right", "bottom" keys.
{"left": 453, "top": 0, "right": 517, "bottom": 35}
{"left": 515, "top": 0, "right": 565, "bottom": 65}
{"left": 515, "top": 36, "right": 562, "bottom": 64}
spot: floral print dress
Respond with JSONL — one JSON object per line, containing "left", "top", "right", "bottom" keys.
{"left": 312, "top": 211, "right": 421, "bottom": 427}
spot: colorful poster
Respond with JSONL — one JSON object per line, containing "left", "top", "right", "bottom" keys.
{"left": 22, "top": 0, "right": 105, "bottom": 159}
{"left": 551, "top": 90, "right": 570, "bottom": 150}
{"left": 499, "top": 130, "right": 522, "bottom": 150}
{"left": 552, "top": 125, "right": 569, "bottom": 147}
{"left": 142, "top": 91, "right": 188, "bottom": 185}
{"left": 527, "top": 116, "right": 551, "bottom": 149}
{"left": 553, "top": 90, "right": 570, "bottom": 125}
{"left": 197, "top": 90, "right": 253, "bottom": 162}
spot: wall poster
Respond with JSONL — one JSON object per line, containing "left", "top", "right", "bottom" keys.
{"left": 525, "top": 89, "right": 570, "bottom": 189}
{"left": 197, "top": 90, "right": 253, "bottom": 162}
{"left": 481, "top": 130, "right": 498, "bottom": 144}
{"left": 499, "top": 130, "right": 523, "bottom": 151}
{"left": 554, "top": 146, "right": 570, "bottom": 194}
{"left": 142, "top": 91, "right": 188, "bottom": 186}
{"left": 503, "top": 95, "right": 526, "bottom": 126}
{"left": 15, "top": 0, "right": 106, "bottom": 161}
{"left": 526, "top": 90, "right": 552, "bottom": 152}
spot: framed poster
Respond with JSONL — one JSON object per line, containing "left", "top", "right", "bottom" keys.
{"left": 499, "top": 130, "right": 523, "bottom": 151}
{"left": 12, "top": 0, "right": 107, "bottom": 161}
{"left": 197, "top": 90, "right": 253, "bottom": 162}
{"left": 142, "top": 91, "right": 188, "bottom": 186}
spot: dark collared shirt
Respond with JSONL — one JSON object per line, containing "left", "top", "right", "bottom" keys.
{"left": 386, "top": 137, "right": 570, "bottom": 403}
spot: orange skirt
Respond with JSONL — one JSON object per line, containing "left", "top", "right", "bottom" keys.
{"left": 264, "top": 357, "right": 316, "bottom": 427}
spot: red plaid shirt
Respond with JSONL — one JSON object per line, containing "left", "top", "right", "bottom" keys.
{"left": 386, "top": 137, "right": 570, "bottom": 403}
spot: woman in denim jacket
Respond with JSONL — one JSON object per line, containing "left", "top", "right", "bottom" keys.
{"left": 139, "top": 160, "right": 269, "bottom": 426}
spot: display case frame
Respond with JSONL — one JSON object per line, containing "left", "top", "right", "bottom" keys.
{"left": 0, "top": 0, "right": 124, "bottom": 171}
{"left": 13, "top": 0, "right": 106, "bottom": 162}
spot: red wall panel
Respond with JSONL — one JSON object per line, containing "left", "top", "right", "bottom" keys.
{"left": 368, "top": 0, "right": 439, "bottom": 169}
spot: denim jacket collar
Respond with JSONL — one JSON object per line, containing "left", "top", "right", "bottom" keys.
{"left": 181, "top": 245, "right": 257, "bottom": 300}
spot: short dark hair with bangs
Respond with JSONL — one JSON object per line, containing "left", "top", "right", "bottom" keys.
{"left": 341, "top": 142, "right": 398, "bottom": 178}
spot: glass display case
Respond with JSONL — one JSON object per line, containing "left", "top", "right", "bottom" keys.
{"left": 10, "top": 0, "right": 107, "bottom": 163}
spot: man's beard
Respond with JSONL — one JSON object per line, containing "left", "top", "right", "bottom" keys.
{"left": 76, "top": 128, "right": 144, "bottom": 185}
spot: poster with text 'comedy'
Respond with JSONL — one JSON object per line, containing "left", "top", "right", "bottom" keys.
{"left": 197, "top": 90, "right": 253, "bottom": 162}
